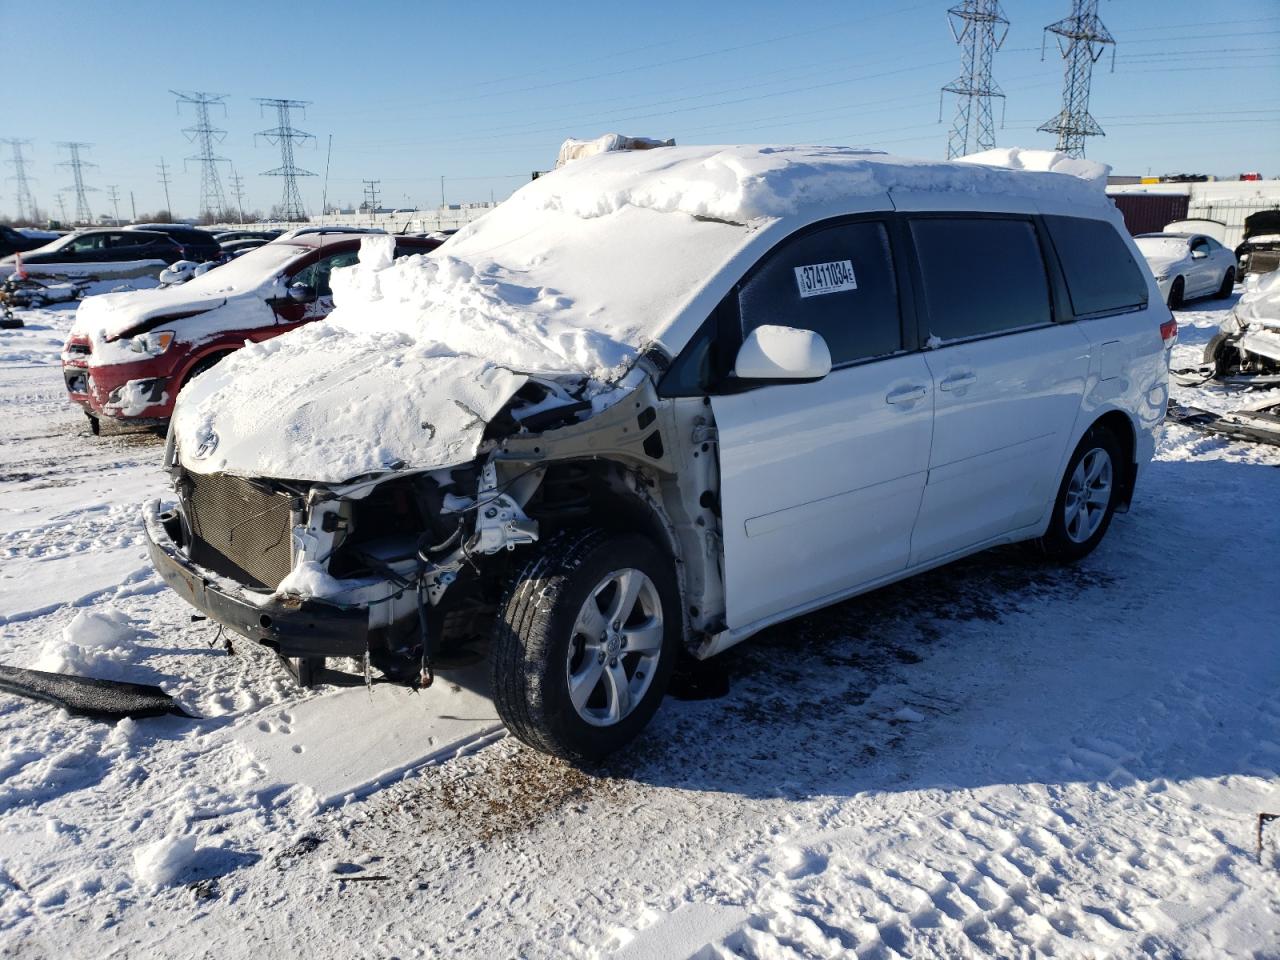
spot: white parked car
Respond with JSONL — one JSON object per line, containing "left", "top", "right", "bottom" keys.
{"left": 145, "top": 145, "right": 1173, "bottom": 762}
{"left": 1134, "top": 232, "right": 1237, "bottom": 307}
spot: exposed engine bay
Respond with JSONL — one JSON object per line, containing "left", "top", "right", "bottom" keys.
{"left": 148, "top": 363, "right": 726, "bottom": 687}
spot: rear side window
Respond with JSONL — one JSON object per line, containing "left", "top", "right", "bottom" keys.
{"left": 738, "top": 220, "right": 901, "bottom": 365}
{"left": 1044, "top": 215, "right": 1149, "bottom": 317}
{"left": 910, "top": 217, "right": 1051, "bottom": 341}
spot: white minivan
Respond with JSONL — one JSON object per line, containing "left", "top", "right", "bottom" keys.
{"left": 146, "top": 145, "right": 1173, "bottom": 762}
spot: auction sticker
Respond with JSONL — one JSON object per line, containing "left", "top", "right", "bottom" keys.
{"left": 794, "top": 260, "right": 857, "bottom": 298}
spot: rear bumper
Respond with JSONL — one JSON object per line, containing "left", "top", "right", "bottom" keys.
{"left": 144, "top": 501, "right": 369, "bottom": 659}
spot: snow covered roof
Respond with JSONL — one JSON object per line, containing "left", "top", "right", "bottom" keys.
{"left": 173, "top": 144, "right": 1117, "bottom": 483}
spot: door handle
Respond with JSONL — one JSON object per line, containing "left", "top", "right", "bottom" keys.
{"left": 938, "top": 372, "right": 977, "bottom": 392}
{"left": 885, "top": 385, "right": 928, "bottom": 404}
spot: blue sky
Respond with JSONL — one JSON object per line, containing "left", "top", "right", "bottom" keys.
{"left": 4, "top": 0, "right": 1278, "bottom": 220}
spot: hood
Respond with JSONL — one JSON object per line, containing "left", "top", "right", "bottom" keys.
{"left": 1143, "top": 255, "right": 1184, "bottom": 275}
{"left": 1244, "top": 210, "right": 1280, "bottom": 241}
{"left": 172, "top": 322, "right": 528, "bottom": 483}
{"left": 72, "top": 242, "right": 304, "bottom": 343}
{"left": 73, "top": 284, "right": 231, "bottom": 343}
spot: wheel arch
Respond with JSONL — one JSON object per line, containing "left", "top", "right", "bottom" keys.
{"left": 176, "top": 346, "right": 237, "bottom": 391}
{"left": 1090, "top": 408, "right": 1138, "bottom": 511}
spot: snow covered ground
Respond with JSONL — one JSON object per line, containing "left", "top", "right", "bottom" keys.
{"left": 0, "top": 291, "right": 1277, "bottom": 959}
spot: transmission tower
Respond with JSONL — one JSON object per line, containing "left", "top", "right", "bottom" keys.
{"left": 229, "top": 169, "right": 247, "bottom": 224}
{"left": 106, "top": 184, "right": 122, "bottom": 223}
{"left": 362, "top": 179, "right": 381, "bottom": 214}
{"left": 157, "top": 158, "right": 173, "bottom": 216}
{"left": 941, "top": 1, "right": 1009, "bottom": 159}
{"left": 1038, "top": 0, "right": 1116, "bottom": 158}
{"left": 3, "top": 139, "right": 38, "bottom": 221}
{"left": 173, "top": 90, "right": 231, "bottom": 219}
{"left": 255, "top": 98, "right": 316, "bottom": 221}
{"left": 55, "top": 192, "right": 69, "bottom": 223}
{"left": 56, "top": 142, "right": 96, "bottom": 224}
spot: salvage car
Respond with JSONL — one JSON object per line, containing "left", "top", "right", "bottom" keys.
{"left": 0, "top": 224, "right": 58, "bottom": 258}
{"left": 1, "top": 228, "right": 183, "bottom": 279}
{"left": 1234, "top": 210, "right": 1280, "bottom": 279}
{"left": 1200, "top": 267, "right": 1280, "bottom": 386}
{"left": 127, "top": 223, "right": 222, "bottom": 262}
{"left": 1134, "top": 232, "right": 1237, "bottom": 307}
{"left": 144, "top": 145, "right": 1171, "bottom": 762}
{"left": 62, "top": 231, "right": 440, "bottom": 432}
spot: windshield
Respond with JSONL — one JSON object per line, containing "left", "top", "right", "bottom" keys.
{"left": 26, "top": 232, "right": 86, "bottom": 255}
{"left": 1135, "top": 236, "right": 1190, "bottom": 259}
{"left": 178, "top": 242, "right": 307, "bottom": 295}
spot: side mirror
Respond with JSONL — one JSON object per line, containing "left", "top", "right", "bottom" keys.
{"left": 287, "top": 282, "right": 317, "bottom": 304}
{"left": 732, "top": 324, "right": 832, "bottom": 382}
{"left": 1191, "top": 249, "right": 1207, "bottom": 260}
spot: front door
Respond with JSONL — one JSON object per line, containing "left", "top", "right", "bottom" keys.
{"left": 709, "top": 218, "right": 934, "bottom": 631}
{"left": 904, "top": 216, "right": 1090, "bottom": 565}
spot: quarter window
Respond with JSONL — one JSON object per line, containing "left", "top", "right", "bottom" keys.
{"left": 737, "top": 220, "right": 901, "bottom": 366}
{"left": 910, "top": 217, "right": 1052, "bottom": 341}
{"left": 1043, "top": 215, "right": 1149, "bottom": 317}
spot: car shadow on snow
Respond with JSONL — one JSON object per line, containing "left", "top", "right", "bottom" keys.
{"left": 589, "top": 456, "right": 1280, "bottom": 802}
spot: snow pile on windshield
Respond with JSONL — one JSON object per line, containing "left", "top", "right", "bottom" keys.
{"left": 1135, "top": 236, "right": 1190, "bottom": 259}
{"left": 510, "top": 143, "right": 1112, "bottom": 223}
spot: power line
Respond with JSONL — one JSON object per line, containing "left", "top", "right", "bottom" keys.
{"left": 229, "top": 169, "right": 247, "bottom": 224}
{"left": 157, "top": 158, "right": 173, "bottom": 215}
{"left": 2, "top": 139, "right": 38, "bottom": 222}
{"left": 173, "top": 90, "right": 231, "bottom": 219}
{"left": 255, "top": 97, "right": 315, "bottom": 221}
{"left": 361, "top": 179, "right": 381, "bottom": 213}
{"left": 941, "top": 0, "right": 1009, "bottom": 159}
{"left": 56, "top": 141, "right": 96, "bottom": 224}
{"left": 1038, "top": 0, "right": 1116, "bottom": 158}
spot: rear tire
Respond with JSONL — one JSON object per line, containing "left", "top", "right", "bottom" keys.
{"left": 1216, "top": 267, "right": 1235, "bottom": 299}
{"left": 1167, "top": 276, "right": 1185, "bottom": 309}
{"left": 1034, "top": 424, "right": 1124, "bottom": 563}
{"left": 490, "top": 528, "right": 680, "bottom": 763}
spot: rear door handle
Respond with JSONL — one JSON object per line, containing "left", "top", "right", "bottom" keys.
{"left": 939, "top": 372, "right": 977, "bottom": 392}
{"left": 885, "top": 385, "right": 928, "bottom": 405}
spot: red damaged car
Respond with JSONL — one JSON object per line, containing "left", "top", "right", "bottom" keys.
{"left": 62, "top": 231, "right": 440, "bottom": 433}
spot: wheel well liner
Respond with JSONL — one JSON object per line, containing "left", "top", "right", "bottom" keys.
{"left": 1092, "top": 409, "right": 1137, "bottom": 509}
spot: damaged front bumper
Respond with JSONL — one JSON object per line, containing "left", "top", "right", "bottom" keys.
{"left": 143, "top": 501, "right": 370, "bottom": 659}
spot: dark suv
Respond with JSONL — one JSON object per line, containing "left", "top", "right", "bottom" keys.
{"left": 127, "top": 224, "right": 222, "bottom": 262}
{"left": 1, "top": 229, "right": 183, "bottom": 272}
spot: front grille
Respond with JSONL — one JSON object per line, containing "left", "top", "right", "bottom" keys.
{"left": 184, "top": 472, "right": 294, "bottom": 590}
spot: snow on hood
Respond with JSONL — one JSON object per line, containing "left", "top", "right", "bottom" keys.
{"left": 72, "top": 242, "right": 304, "bottom": 344}
{"left": 1236, "top": 268, "right": 1280, "bottom": 327}
{"left": 955, "top": 147, "right": 1110, "bottom": 186}
{"left": 172, "top": 145, "right": 1116, "bottom": 484}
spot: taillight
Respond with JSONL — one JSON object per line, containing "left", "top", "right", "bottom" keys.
{"left": 1160, "top": 316, "right": 1178, "bottom": 346}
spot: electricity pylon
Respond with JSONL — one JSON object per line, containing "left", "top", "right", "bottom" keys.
{"left": 1038, "top": 0, "right": 1116, "bottom": 158}
{"left": 941, "top": 0, "right": 1009, "bottom": 159}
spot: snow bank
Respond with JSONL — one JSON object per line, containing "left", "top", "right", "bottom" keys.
{"left": 32, "top": 607, "right": 137, "bottom": 678}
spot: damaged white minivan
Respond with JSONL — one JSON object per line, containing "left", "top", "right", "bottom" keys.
{"left": 145, "top": 145, "right": 1172, "bottom": 761}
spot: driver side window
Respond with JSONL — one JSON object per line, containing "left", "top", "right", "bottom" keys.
{"left": 69, "top": 234, "right": 106, "bottom": 253}
{"left": 291, "top": 250, "right": 360, "bottom": 297}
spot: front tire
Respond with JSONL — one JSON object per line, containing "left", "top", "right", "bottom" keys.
{"left": 1167, "top": 276, "right": 1185, "bottom": 309}
{"left": 1034, "top": 425, "right": 1124, "bottom": 563}
{"left": 490, "top": 528, "right": 680, "bottom": 763}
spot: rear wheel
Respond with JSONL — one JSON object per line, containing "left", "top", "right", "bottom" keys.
{"left": 490, "top": 528, "right": 680, "bottom": 763}
{"left": 1167, "top": 276, "right": 1185, "bottom": 309}
{"left": 1034, "top": 425, "right": 1124, "bottom": 563}
{"left": 1216, "top": 267, "right": 1236, "bottom": 299}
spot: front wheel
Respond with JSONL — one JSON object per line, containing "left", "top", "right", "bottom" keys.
{"left": 1167, "top": 276, "right": 1185, "bottom": 309}
{"left": 490, "top": 528, "right": 680, "bottom": 763}
{"left": 1034, "top": 425, "right": 1124, "bottom": 563}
